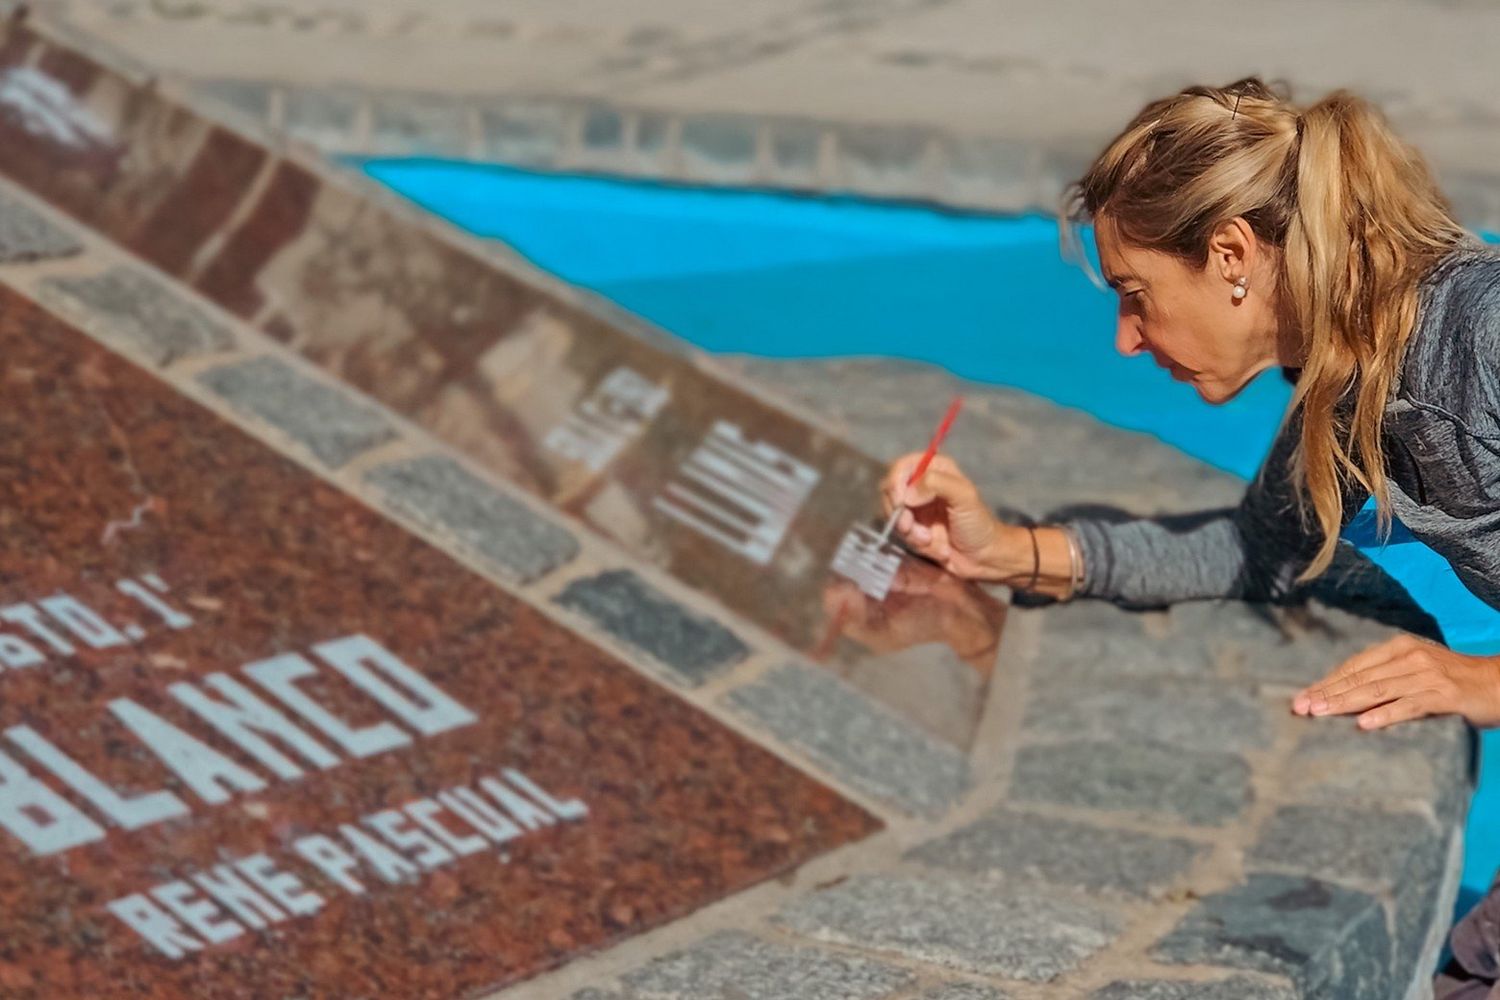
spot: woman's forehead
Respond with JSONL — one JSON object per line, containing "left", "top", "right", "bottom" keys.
{"left": 1094, "top": 223, "right": 1148, "bottom": 287}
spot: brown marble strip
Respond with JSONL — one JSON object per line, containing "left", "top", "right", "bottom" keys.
{"left": 0, "top": 17, "right": 1007, "bottom": 749}
{"left": 0, "top": 286, "right": 877, "bottom": 998}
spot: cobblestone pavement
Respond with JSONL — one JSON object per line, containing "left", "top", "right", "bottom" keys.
{"left": 28, "top": 0, "right": 1500, "bottom": 229}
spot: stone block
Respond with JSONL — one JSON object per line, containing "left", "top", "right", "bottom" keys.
{"left": 941, "top": 134, "right": 1036, "bottom": 212}
{"left": 371, "top": 93, "right": 471, "bottom": 157}
{"left": 774, "top": 874, "right": 1120, "bottom": 982}
{"left": 38, "top": 267, "right": 234, "bottom": 366}
{"left": 1152, "top": 873, "right": 1392, "bottom": 998}
{"left": 837, "top": 125, "right": 931, "bottom": 197}
{"left": 197, "top": 356, "right": 397, "bottom": 469}
{"left": 0, "top": 191, "right": 81, "bottom": 262}
{"left": 582, "top": 107, "right": 625, "bottom": 150}
{"left": 365, "top": 454, "right": 579, "bottom": 584}
{"left": 681, "top": 115, "right": 759, "bottom": 182}
{"left": 479, "top": 99, "right": 571, "bottom": 167}
{"left": 724, "top": 663, "right": 970, "bottom": 817}
{"left": 908, "top": 807, "right": 1204, "bottom": 899}
{"left": 1248, "top": 803, "right": 1435, "bottom": 889}
{"left": 770, "top": 119, "right": 825, "bottom": 186}
{"left": 192, "top": 78, "right": 274, "bottom": 121}
{"left": 921, "top": 985, "right": 1013, "bottom": 1000}
{"left": 1090, "top": 977, "right": 1295, "bottom": 1000}
{"left": 553, "top": 569, "right": 749, "bottom": 686}
{"left": 1023, "top": 676, "right": 1271, "bottom": 754}
{"left": 614, "top": 930, "right": 915, "bottom": 1000}
{"left": 1291, "top": 715, "right": 1474, "bottom": 825}
{"left": 283, "top": 86, "right": 362, "bottom": 150}
{"left": 1010, "top": 740, "right": 1251, "bottom": 826}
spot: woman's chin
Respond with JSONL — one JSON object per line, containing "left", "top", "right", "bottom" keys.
{"left": 1191, "top": 374, "right": 1252, "bottom": 405}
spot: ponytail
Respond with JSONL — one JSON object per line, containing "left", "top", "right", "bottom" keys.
{"left": 1066, "top": 79, "right": 1468, "bottom": 582}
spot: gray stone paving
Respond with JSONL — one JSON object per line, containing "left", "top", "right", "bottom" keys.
{"left": 774, "top": 873, "right": 1121, "bottom": 982}
{"left": 197, "top": 356, "right": 397, "bottom": 469}
{"left": 1010, "top": 740, "right": 1253, "bottom": 827}
{"left": 0, "top": 192, "right": 80, "bottom": 262}
{"left": 1153, "top": 874, "right": 1392, "bottom": 998}
{"left": 1249, "top": 804, "right": 1435, "bottom": 889}
{"left": 364, "top": 453, "right": 579, "bottom": 584}
{"left": 1022, "top": 676, "right": 1272, "bottom": 754}
{"left": 908, "top": 807, "right": 1205, "bottom": 900}
{"left": 553, "top": 569, "right": 749, "bottom": 687}
{"left": 597, "top": 930, "right": 918, "bottom": 1000}
{"left": 1090, "top": 978, "right": 1297, "bottom": 1000}
{"left": 724, "top": 662, "right": 970, "bottom": 817}
{"left": 38, "top": 266, "right": 234, "bottom": 366}
{"left": 919, "top": 984, "right": 1013, "bottom": 1000}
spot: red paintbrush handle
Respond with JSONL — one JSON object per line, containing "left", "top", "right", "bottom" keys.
{"left": 905, "top": 396, "right": 963, "bottom": 486}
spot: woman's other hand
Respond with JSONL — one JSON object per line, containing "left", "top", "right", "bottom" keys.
{"left": 1292, "top": 634, "right": 1500, "bottom": 730}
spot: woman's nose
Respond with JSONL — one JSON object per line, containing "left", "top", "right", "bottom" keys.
{"left": 1115, "top": 319, "right": 1145, "bottom": 357}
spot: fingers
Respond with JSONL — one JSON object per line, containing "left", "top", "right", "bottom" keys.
{"left": 1292, "top": 634, "right": 1423, "bottom": 713}
{"left": 1358, "top": 691, "right": 1441, "bottom": 731}
{"left": 881, "top": 453, "right": 975, "bottom": 511}
{"left": 1298, "top": 658, "right": 1418, "bottom": 715}
{"left": 1306, "top": 670, "right": 1428, "bottom": 718}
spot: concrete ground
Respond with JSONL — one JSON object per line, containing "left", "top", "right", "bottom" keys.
{"left": 32, "top": 0, "right": 1500, "bottom": 227}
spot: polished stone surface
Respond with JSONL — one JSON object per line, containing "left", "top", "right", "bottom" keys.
{"left": 0, "top": 21, "right": 1010, "bottom": 749}
{"left": 0, "top": 292, "right": 876, "bottom": 998}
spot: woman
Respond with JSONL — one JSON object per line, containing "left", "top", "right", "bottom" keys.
{"left": 879, "top": 78, "right": 1500, "bottom": 992}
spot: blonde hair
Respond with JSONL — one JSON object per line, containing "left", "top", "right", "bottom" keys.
{"left": 1064, "top": 78, "right": 1469, "bottom": 581}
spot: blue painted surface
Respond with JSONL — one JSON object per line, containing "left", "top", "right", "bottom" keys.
{"left": 361, "top": 157, "right": 1500, "bottom": 922}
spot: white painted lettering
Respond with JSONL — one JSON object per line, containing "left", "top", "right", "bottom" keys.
{"left": 116, "top": 577, "right": 193, "bottom": 629}
{"left": 243, "top": 653, "right": 409, "bottom": 758}
{"left": 0, "top": 633, "right": 44, "bottom": 669}
{"left": 338, "top": 822, "right": 420, "bottom": 884}
{"left": 502, "top": 768, "right": 589, "bottom": 821}
{"left": 192, "top": 864, "right": 287, "bottom": 929}
{"left": 364, "top": 809, "right": 455, "bottom": 870}
{"left": 234, "top": 854, "right": 323, "bottom": 917}
{"left": 480, "top": 775, "right": 556, "bottom": 831}
{"left": 313, "top": 635, "right": 476, "bottom": 737}
{"left": 653, "top": 421, "right": 820, "bottom": 565}
{"left": 0, "top": 603, "right": 74, "bottom": 655}
{"left": 293, "top": 834, "right": 366, "bottom": 895}
{"left": 170, "top": 673, "right": 339, "bottom": 779}
{"left": 109, "top": 699, "right": 267, "bottom": 805}
{"left": 404, "top": 797, "right": 487, "bottom": 857}
{"left": 0, "top": 747, "right": 104, "bottom": 855}
{"left": 151, "top": 880, "right": 244, "bottom": 945}
{"left": 438, "top": 787, "right": 521, "bottom": 846}
{"left": 6, "top": 724, "right": 187, "bottom": 830}
{"left": 106, "top": 893, "right": 202, "bottom": 960}
{"left": 38, "top": 594, "right": 126, "bottom": 649}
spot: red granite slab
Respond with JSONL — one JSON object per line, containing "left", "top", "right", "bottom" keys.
{"left": 0, "top": 289, "right": 878, "bottom": 999}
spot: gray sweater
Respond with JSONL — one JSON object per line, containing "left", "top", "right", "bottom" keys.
{"left": 1069, "top": 242, "right": 1500, "bottom": 612}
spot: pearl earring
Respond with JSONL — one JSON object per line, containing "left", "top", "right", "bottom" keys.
{"left": 1232, "top": 276, "right": 1249, "bottom": 300}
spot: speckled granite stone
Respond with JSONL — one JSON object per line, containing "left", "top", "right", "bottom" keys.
{"left": 39, "top": 267, "right": 235, "bottom": 366}
{"left": 198, "top": 355, "right": 397, "bottom": 469}
{"left": 774, "top": 874, "right": 1120, "bottom": 982}
{"left": 553, "top": 569, "right": 749, "bottom": 687}
{"left": 0, "top": 294, "right": 878, "bottom": 998}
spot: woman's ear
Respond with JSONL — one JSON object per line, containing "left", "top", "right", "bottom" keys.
{"left": 1206, "top": 217, "right": 1255, "bottom": 282}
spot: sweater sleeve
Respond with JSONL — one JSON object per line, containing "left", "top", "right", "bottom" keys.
{"left": 1065, "top": 409, "right": 1369, "bottom": 606}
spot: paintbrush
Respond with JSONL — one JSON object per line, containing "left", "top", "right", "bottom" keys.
{"left": 877, "top": 395, "right": 964, "bottom": 546}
